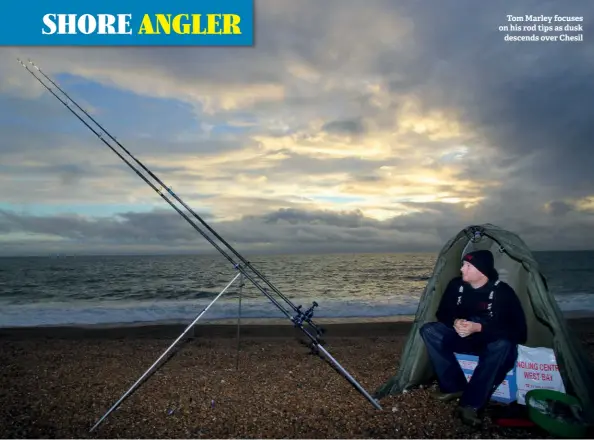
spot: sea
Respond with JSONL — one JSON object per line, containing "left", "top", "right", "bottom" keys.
{"left": 0, "top": 251, "right": 593, "bottom": 328}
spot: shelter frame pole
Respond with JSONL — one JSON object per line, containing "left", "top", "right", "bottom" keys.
{"left": 89, "top": 272, "right": 242, "bottom": 432}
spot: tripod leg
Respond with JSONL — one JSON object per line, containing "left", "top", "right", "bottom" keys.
{"left": 235, "top": 274, "right": 244, "bottom": 371}
{"left": 89, "top": 272, "right": 242, "bottom": 432}
{"left": 316, "top": 344, "right": 383, "bottom": 410}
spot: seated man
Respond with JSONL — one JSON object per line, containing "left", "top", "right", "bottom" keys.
{"left": 420, "top": 249, "right": 527, "bottom": 427}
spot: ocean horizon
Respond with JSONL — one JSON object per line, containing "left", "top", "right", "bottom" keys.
{"left": 1, "top": 250, "right": 593, "bottom": 328}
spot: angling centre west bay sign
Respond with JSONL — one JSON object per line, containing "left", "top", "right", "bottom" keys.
{"left": 1, "top": 0, "right": 253, "bottom": 46}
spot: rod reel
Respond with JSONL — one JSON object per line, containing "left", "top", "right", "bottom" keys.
{"left": 291, "top": 301, "right": 325, "bottom": 338}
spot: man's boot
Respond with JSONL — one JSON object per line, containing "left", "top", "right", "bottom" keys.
{"left": 455, "top": 406, "right": 482, "bottom": 427}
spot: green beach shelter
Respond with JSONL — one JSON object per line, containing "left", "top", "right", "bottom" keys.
{"left": 374, "top": 223, "right": 594, "bottom": 423}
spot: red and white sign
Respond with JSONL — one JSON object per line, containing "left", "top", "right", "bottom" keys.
{"left": 515, "top": 345, "right": 566, "bottom": 405}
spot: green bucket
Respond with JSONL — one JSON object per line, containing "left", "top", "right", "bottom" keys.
{"left": 525, "top": 389, "right": 588, "bottom": 438}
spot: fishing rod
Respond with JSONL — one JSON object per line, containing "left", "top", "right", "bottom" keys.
{"left": 18, "top": 58, "right": 383, "bottom": 429}
{"left": 27, "top": 58, "right": 305, "bottom": 323}
{"left": 19, "top": 57, "right": 303, "bottom": 329}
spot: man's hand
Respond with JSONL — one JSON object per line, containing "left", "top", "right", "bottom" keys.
{"left": 453, "top": 319, "right": 468, "bottom": 336}
{"left": 454, "top": 319, "right": 482, "bottom": 337}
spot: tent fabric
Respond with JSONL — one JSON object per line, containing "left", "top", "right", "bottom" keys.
{"left": 374, "top": 223, "right": 594, "bottom": 423}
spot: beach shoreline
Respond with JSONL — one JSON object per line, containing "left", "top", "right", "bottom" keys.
{"left": 0, "top": 310, "right": 592, "bottom": 340}
{"left": 0, "top": 316, "right": 416, "bottom": 341}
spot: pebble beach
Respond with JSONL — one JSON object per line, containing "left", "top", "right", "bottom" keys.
{"left": 0, "top": 317, "right": 592, "bottom": 439}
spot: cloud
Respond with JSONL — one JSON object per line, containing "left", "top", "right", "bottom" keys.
{"left": 1, "top": 0, "right": 593, "bottom": 255}
{"left": 322, "top": 118, "right": 367, "bottom": 136}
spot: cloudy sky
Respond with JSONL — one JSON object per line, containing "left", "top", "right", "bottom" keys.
{"left": 1, "top": 0, "right": 593, "bottom": 256}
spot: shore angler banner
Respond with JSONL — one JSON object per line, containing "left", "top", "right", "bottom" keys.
{"left": 17, "top": 59, "right": 383, "bottom": 432}
{"left": 0, "top": 0, "right": 253, "bottom": 46}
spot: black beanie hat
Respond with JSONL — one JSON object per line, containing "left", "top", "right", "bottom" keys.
{"left": 463, "top": 250, "right": 498, "bottom": 280}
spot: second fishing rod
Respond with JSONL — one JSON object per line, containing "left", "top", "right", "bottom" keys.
{"left": 22, "top": 58, "right": 323, "bottom": 335}
{"left": 18, "top": 58, "right": 319, "bottom": 332}
{"left": 25, "top": 58, "right": 313, "bottom": 328}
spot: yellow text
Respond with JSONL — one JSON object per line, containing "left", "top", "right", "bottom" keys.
{"left": 137, "top": 13, "right": 242, "bottom": 35}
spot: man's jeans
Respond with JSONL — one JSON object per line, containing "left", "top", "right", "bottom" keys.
{"left": 419, "top": 321, "right": 518, "bottom": 409}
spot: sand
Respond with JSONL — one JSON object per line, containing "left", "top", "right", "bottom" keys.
{"left": 0, "top": 317, "right": 592, "bottom": 439}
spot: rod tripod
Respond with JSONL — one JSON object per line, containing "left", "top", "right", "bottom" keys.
{"left": 17, "top": 58, "right": 383, "bottom": 432}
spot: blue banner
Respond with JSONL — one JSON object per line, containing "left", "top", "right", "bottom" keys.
{"left": 0, "top": 0, "right": 253, "bottom": 46}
